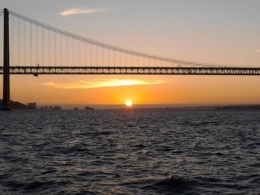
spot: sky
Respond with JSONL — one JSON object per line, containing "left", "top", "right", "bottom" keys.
{"left": 0, "top": 0, "right": 260, "bottom": 108}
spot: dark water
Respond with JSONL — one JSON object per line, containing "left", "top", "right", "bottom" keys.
{"left": 0, "top": 109, "right": 259, "bottom": 195}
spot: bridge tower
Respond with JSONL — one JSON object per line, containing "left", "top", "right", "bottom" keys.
{"left": 2, "top": 8, "right": 11, "bottom": 110}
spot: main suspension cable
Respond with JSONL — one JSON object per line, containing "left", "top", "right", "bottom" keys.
{"left": 9, "top": 9, "right": 225, "bottom": 67}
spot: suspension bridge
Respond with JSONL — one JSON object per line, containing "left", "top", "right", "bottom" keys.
{"left": 0, "top": 8, "right": 260, "bottom": 110}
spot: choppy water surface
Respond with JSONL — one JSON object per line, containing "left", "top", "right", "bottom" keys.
{"left": 0, "top": 109, "right": 259, "bottom": 194}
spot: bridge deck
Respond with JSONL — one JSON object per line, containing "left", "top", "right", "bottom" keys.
{"left": 0, "top": 66, "right": 259, "bottom": 75}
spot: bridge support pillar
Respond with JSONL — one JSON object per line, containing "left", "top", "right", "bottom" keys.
{"left": 2, "top": 8, "right": 11, "bottom": 111}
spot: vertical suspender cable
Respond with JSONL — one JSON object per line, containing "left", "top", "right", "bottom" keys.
{"left": 67, "top": 36, "right": 69, "bottom": 66}
{"left": 102, "top": 47, "right": 104, "bottom": 66}
{"left": 36, "top": 24, "right": 38, "bottom": 65}
{"left": 0, "top": 15, "right": 1, "bottom": 66}
{"left": 72, "top": 39, "right": 74, "bottom": 66}
{"left": 107, "top": 49, "right": 110, "bottom": 66}
{"left": 30, "top": 22, "right": 32, "bottom": 66}
{"left": 54, "top": 32, "right": 56, "bottom": 66}
{"left": 24, "top": 20, "right": 26, "bottom": 66}
{"left": 18, "top": 18, "right": 20, "bottom": 65}
{"left": 114, "top": 50, "right": 115, "bottom": 67}
{"left": 42, "top": 28, "right": 44, "bottom": 66}
{"left": 11, "top": 15, "right": 14, "bottom": 66}
{"left": 90, "top": 44, "right": 92, "bottom": 66}
{"left": 76, "top": 41, "right": 80, "bottom": 66}
{"left": 10, "top": 16, "right": 12, "bottom": 66}
{"left": 78, "top": 40, "right": 80, "bottom": 66}
{"left": 0, "top": 12, "right": 2, "bottom": 66}
{"left": 119, "top": 52, "right": 121, "bottom": 66}
{"left": 0, "top": 14, "right": 1, "bottom": 66}
{"left": 96, "top": 45, "right": 97, "bottom": 66}
{"left": 9, "top": 15, "right": 11, "bottom": 66}
{"left": 131, "top": 54, "right": 133, "bottom": 67}
{"left": 48, "top": 30, "right": 50, "bottom": 65}
{"left": 60, "top": 34, "right": 62, "bottom": 66}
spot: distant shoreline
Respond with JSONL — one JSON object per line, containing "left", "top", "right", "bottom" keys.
{"left": 214, "top": 105, "right": 260, "bottom": 110}
{"left": 1, "top": 100, "right": 260, "bottom": 111}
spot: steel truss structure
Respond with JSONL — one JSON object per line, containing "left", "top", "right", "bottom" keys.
{"left": 1, "top": 66, "right": 260, "bottom": 76}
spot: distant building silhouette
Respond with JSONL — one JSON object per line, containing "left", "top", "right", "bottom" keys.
{"left": 28, "top": 102, "right": 37, "bottom": 109}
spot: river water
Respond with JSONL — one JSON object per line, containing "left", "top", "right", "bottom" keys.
{"left": 0, "top": 109, "right": 259, "bottom": 194}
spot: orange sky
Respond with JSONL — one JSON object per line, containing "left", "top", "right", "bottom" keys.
{"left": 7, "top": 74, "right": 260, "bottom": 108}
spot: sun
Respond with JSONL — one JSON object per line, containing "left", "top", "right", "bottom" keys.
{"left": 125, "top": 100, "right": 133, "bottom": 107}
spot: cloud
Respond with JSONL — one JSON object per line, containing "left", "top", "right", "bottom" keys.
{"left": 43, "top": 79, "right": 164, "bottom": 89}
{"left": 60, "top": 8, "right": 107, "bottom": 17}
{"left": 255, "top": 50, "right": 260, "bottom": 53}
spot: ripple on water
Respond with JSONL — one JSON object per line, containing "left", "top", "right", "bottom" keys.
{"left": 0, "top": 110, "right": 259, "bottom": 194}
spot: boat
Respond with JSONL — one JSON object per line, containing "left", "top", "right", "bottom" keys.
{"left": 85, "top": 106, "right": 94, "bottom": 110}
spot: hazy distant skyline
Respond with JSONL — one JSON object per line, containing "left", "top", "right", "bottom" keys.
{"left": 0, "top": 0, "right": 259, "bottom": 107}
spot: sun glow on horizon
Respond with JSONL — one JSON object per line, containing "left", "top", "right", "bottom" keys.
{"left": 125, "top": 101, "right": 133, "bottom": 107}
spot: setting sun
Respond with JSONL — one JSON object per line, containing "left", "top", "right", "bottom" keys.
{"left": 125, "top": 101, "right": 133, "bottom": 107}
